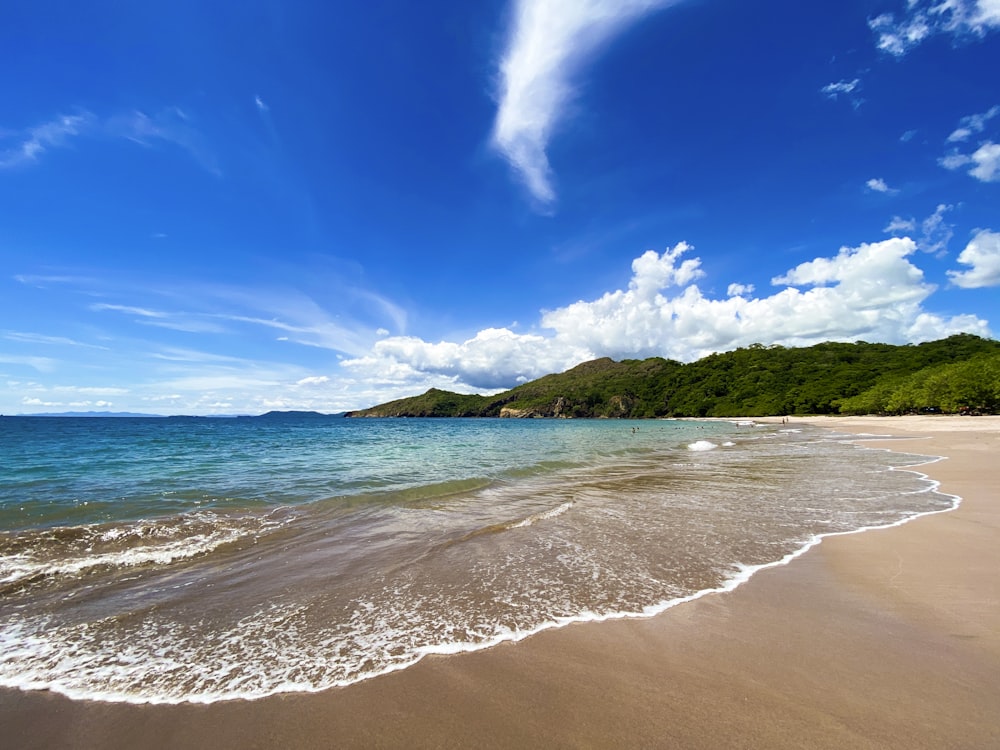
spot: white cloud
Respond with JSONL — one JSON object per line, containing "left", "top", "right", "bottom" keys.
{"left": 14, "top": 273, "right": 98, "bottom": 287}
{"left": 90, "top": 303, "right": 169, "bottom": 319}
{"left": 344, "top": 327, "right": 579, "bottom": 390}
{"left": 940, "top": 107, "right": 1000, "bottom": 182}
{"left": 727, "top": 282, "right": 755, "bottom": 297}
{"left": 885, "top": 205, "right": 954, "bottom": 254}
{"left": 821, "top": 79, "right": 860, "bottom": 98}
{"left": 871, "top": 1, "right": 1000, "bottom": 56}
{"left": 947, "top": 229, "right": 1000, "bottom": 287}
{"left": 0, "top": 107, "right": 219, "bottom": 174}
{"left": 110, "top": 107, "right": 221, "bottom": 177}
{"left": 296, "top": 375, "right": 330, "bottom": 386}
{"left": 884, "top": 216, "right": 917, "bottom": 234}
{"left": 919, "top": 203, "right": 955, "bottom": 254}
{"left": 0, "top": 112, "right": 95, "bottom": 169}
{"left": 940, "top": 141, "right": 1000, "bottom": 181}
{"left": 821, "top": 79, "right": 864, "bottom": 109}
{"left": 492, "top": 0, "right": 681, "bottom": 208}
{"left": 0, "top": 355, "right": 58, "bottom": 373}
{"left": 968, "top": 142, "right": 1000, "bottom": 181}
{"left": 2, "top": 331, "right": 108, "bottom": 349}
{"left": 341, "top": 239, "right": 989, "bottom": 392}
{"left": 947, "top": 105, "right": 1000, "bottom": 141}
{"left": 866, "top": 177, "right": 898, "bottom": 194}
{"left": 86, "top": 281, "right": 401, "bottom": 356}
{"left": 869, "top": 11, "right": 932, "bottom": 55}
{"left": 254, "top": 95, "right": 269, "bottom": 113}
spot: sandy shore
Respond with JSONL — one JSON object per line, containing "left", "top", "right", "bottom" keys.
{"left": 3, "top": 416, "right": 998, "bottom": 749}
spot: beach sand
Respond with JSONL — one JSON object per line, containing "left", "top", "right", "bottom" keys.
{"left": 3, "top": 416, "right": 998, "bottom": 749}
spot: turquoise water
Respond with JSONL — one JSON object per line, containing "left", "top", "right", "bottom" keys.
{"left": 0, "top": 415, "right": 952, "bottom": 703}
{"left": 1, "top": 416, "right": 699, "bottom": 528}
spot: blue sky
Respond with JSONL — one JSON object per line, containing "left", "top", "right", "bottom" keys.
{"left": 2, "top": 0, "right": 999, "bottom": 415}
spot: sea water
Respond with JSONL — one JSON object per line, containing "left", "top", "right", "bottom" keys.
{"left": 0, "top": 415, "right": 952, "bottom": 703}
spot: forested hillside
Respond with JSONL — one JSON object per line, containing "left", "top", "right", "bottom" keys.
{"left": 346, "top": 334, "right": 1000, "bottom": 418}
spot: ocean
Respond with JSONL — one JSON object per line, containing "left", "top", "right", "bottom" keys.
{"left": 0, "top": 415, "right": 952, "bottom": 704}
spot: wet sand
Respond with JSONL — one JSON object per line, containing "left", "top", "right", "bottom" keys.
{"left": 3, "top": 416, "right": 999, "bottom": 749}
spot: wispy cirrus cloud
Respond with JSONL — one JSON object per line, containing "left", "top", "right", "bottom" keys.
{"left": 2, "top": 331, "right": 109, "bottom": 350}
{"left": 0, "top": 355, "right": 58, "bottom": 373}
{"left": 821, "top": 79, "right": 860, "bottom": 98}
{"left": 821, "top": 78, "right": 864, "bottom": 109}
{"left": 0, "top": 112, "right": 96, "bottom": 169}
{"left": 947, "top": 104, "right": 1000, "bottom": 142}
{"left": 89, "top": 303, "right": 169, "bottom": 319}
{"left": 75, "top": 273, "right": 403, "bottom": 356}
{"left": 883, "top": 204, "right": 955, "bottom": 255}
{"left": 870, "top": 1, "right": 1000, "bottom": 56}
{"left": 108, "top": 107, "right": 222, "bottom": 177}
{"left": 491, "top": 0, "right": 683, "bottom": 209}
{"left": 1, "top": 107, "right": 220, "bottom": 175}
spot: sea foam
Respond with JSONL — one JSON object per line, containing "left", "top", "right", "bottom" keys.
{"left": 687, "top": 440, "right": 718, "bottom": 451}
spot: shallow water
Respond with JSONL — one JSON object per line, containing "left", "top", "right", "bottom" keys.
{"left": 0, "top": 416, "right": 951, "bottom": 703}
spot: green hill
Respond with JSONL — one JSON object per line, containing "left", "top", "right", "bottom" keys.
{"left": 345, "top": 334, "right": 1000, "bottom": 418}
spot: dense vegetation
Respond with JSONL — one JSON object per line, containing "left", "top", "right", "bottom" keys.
{"left": 346, "top": 334, "right": 1000, "bottom": 418}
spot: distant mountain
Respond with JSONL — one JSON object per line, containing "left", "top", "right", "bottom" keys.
{"left": 346, "top": 334, "right": 1000, "bottom": 419}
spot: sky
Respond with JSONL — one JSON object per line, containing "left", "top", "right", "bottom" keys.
{"left": 2, "top": 0, "right": 999, "bottom": 415}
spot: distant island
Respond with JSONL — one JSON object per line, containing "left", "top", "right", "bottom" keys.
{"left": 14, "top": 411, "right": 169, "bottom": 418}
{"left": 248, "top": 410, "right": 346, "bottom": 419}
{"left": 346, "top": 334, "right": 1000, "bottom": 419}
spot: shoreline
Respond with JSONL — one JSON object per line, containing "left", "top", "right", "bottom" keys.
{"left": 3, "top": 415, "right": 998, "bottom": 748}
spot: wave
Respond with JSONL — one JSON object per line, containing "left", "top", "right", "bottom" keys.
{"left": 508, "top": 500, "right": 574, "bottom": 529}
{"left": 0, "top": 510, "right": 290, "bottom": 590}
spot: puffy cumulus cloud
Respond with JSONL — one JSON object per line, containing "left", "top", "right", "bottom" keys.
{"left": 343, "top": 327, "right": 590, "bottom": 390}
{"left": 772, "top": 237, "right": 926, "bottom": 292}
{"left": 871, "top": 1, "right": 1000, "bottom": 56}
{"left": 492, "top": 0, "right": 682, "bottom": 208}
{"left": 341, "top": 239, "right": 989, "bottom": 393}
{"left": 948, "top": 229, "right": 1000, "bottom": 287}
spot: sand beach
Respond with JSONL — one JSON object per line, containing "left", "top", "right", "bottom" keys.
{"left": 2, "top": 415, "right": 998, "bottom": 749}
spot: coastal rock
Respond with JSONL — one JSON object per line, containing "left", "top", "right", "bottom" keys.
{"left": 552, "top": 396, "right": 567, "bottom": 418}
{"left": 499, "top": 407, "right": 541, "bottom": 418}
